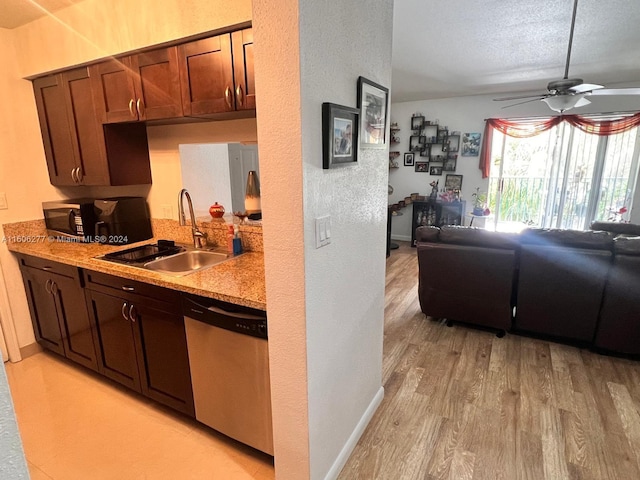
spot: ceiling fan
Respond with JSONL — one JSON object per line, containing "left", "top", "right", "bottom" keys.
{"left": 494, "top": 0, "right": 640, "bottom": 112}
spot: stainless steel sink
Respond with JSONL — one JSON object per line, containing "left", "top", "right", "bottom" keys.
{"left": 144, "top": 250, "right": 229, "bottom": 276}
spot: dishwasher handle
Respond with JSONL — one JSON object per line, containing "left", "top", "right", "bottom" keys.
{"left": 184, "top": 297, "right": 266, "bottom": 321}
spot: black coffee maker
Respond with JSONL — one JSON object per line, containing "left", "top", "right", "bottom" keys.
{"left": 94, "top": 197, "right": 152, "bottom": 244}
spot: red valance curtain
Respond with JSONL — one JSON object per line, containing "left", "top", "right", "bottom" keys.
{"left": 479, "top": 112, "right": 640, "bottom": 178}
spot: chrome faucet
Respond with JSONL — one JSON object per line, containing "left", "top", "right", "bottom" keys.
{"left": 178, "top": 189, "right": 207, "bottom": 249}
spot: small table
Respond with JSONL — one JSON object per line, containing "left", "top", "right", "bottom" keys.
{"left": 467, "top": 213, "right": 493, "bottom": 228}
{"left": 387, "top": 208, "right": 403, "bottom": 256}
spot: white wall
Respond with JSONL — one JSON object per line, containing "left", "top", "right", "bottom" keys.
{"left": 390, "top": 89, "right": 640, "bottom": 240}
{"left": 0, "top": 360, "right": 29, "bottom": 479}
{"left": 254, "top": 0, "right": 392, "bottom": 478}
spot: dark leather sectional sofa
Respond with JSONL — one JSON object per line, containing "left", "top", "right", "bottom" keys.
{"left": 415, "top": 222, "right": 640, "bottom": 356}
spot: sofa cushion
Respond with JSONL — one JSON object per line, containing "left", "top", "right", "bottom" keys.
{"left": 590, "top": 221, "right": 640, "bottom": 236}
{"left": 415, "top": 226, "right": 440, "bottom": 243}
{"left": 520, "top": 228, "right": 614, "bottom": 250}
{"left": 613, "top": 236, "right": 640, "bottom": 256}
{"left": 439, "top": 225, "right": 520, "bottom": 250}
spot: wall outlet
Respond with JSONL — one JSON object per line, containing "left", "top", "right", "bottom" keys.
{"left": 0, "top": 192, "right": 7, "bottom": 210}
{"left": 315, "top": 215, "right": 331, "bottom": 248}
{"left": 161, "top": 204, "right": 173, "bottom": 219}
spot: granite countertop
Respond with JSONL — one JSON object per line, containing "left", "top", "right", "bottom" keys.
{"left": 5, "top": 236, "right": 266, "bottom": 311}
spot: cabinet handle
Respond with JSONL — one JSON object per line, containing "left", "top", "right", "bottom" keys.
{"left": 129, "top": 304, "right": 137, "bottom": 323}
{"left": 45, "top": 279, "right": 52, "bottom": 294}
{"left": 236, "top": 85, "right": 244, "bottom": 107}
{"left": 136, "top": 98, "right": 144, "bottom": 117}
{"left": 121, "top": 286, "right": 135, "bottom": 292}
{"left": 76, "top": 168, "right": 83, "bottom": 183}
{"left": 71, "top": 168, "right": 78, "bottom": 183}
{"left": 50, "top": 282, "right": 58, "bottom": 295}
{"left": 121, "top": 301, "right": 129, "bottom": 321}
{"left": 128, "top": 99, "right": 136, "bottom": 118}
{"left": 42, "top": 266, "right": 53, "bottom": 271}
{"left": 224, "top": 86, "right": 233, "bottom": 109}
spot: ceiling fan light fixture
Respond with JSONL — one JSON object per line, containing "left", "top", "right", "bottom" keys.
{"left": 542, "top": 94, "right": 589, "bottom": 112}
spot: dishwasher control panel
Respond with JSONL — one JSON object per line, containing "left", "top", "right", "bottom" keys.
{"left": 182, "top": 294, "right": 268, "bottom": 339}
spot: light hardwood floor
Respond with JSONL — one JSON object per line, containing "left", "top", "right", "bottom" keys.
{"left": 339, "top": 241, "right": 640, "bottom": 480}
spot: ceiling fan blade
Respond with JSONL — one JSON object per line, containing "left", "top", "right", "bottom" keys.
{"left": 494, "top": 93, "right": 549, "bottom": 102}
{"left": 574, "top": 96, "right": 591, "bottom": 108}
{"left": 589, "top": 88, "right": 640, "bottom": 96}
{"left": 570, "top": 83, "right": 604, "bottom": 94}
{"left": 501, "top": 97, "right": 547, "bottom": 109}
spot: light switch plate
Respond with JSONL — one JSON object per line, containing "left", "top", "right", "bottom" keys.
{"left": 315, "top": 215, "right": 331, "bottom": 248}
{"left": 0, "top": 192, "right": 7, "bottom": 210}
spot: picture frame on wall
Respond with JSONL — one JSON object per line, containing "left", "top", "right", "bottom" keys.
{"left": 461, "top": 132, "right": 482, "bottom": 156}
{"left": 415, "top": 161, "right": 429, "bottom": 172}
{"left": 445, "top": 174, "right": 463, "bottom": 191}
{"left": 322, "top": 103, "right": 359, "bottom": 169}
{"left": 357, "top": 77, "right": 389, "bottom": 149}
{"left": 430, "top": 166, "right": 443, "bottom": 176}
{"left": 404, "top": 152, "right": 415, "bottom": 166}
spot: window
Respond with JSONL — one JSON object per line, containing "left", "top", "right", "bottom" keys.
{"left": 487, "top": 121, "right": 640, "bottom": 231}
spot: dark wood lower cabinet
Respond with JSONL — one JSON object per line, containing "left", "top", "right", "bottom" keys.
{"left": 20, "top": 265, "right": 98, "bottom": 371}
{"left": 86, "top": 281, "right": 194, "bottom": 417}
{"left": 19, "top": 256, "right": 194, "bottom": 417}
{"left": 86, "top": 290, "right": 142, "bottom": 391}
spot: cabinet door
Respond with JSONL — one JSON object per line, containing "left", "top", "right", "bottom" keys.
{"left": 132, "top": 299, "right": 194, "bottom": 416}
{"left": 90, "top": 58, "right": 139, "bottom": 123}
{"left": 86, "top": 290, "right": 141, "bottom": 392}
{"left": 20, "top": 268, "right": 65, "bottom": 355}
{"left": 32, "top": 75, "right": 77, "bottom": 186}
{"left": 232, "top": 28, "right": 256, "bottom": 111}
{"left": 62, "top": 67, "right": 110, "bottom": 185}
{"left": 131, "top": 47, "right": 183, "bottom": 120}
{"left": 52, "top": 274, "right": 98, "bottom": 371}
{"left": 178, "top": 34, "right": 235, "bottom": 115}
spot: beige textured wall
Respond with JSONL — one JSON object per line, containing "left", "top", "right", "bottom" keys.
{"left": 13, "top": 0, "right": 252, "bottom": 77}
{"left": 252, "top": 0, "right": 310, "bottom": 478}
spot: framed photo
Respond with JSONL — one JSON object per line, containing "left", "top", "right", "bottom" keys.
{"left": 404, "top": 152, "right": 415, "bottom": 166}
{"left": 322, "top": 103, "right": 359, "bottom": 169}
{"left": 461, "top": 132, "right": 481, "bottom": 156}
{"left": 443, "top": 156, "right": 457, "bottom": 171}
{"left": 430, "top": 166, "right": 443, "bottom": 176}
{"left": 445, "top": 174, "right": 463, "bottom": 190}
{"left": 415, "top": 161, "right": 429, "bottom": 172}
{"left": 357, "top": 77, "right": 389, "bottom": 149}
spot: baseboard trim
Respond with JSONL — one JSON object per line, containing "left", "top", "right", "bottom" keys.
{"left": 391, "top": 234, "right": 411, "bottom": 242}
{"left": 324, "top": 386, "right": 384, "bottom": 480}
{"left": 19, "top": 342, "right": 42, "bottom": 359}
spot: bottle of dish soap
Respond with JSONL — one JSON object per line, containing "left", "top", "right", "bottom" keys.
{"left": 227, "top": 224, "right": 234, "bottom": 254}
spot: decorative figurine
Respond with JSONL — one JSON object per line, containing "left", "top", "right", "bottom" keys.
{"left": 429, "top": 180, "right": 439, "bottom": 200}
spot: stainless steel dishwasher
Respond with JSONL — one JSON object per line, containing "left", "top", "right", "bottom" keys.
{"left": 182, "top": 294, "right": 273, "bottom": 455}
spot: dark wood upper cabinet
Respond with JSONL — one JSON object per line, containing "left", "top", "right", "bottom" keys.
{"left": 232, "top": 28, "right": 255, "bottom": 111}
{"left": 33, "top": 67, "right": 113, "bottom": 186}
{"left": 90, "top": 47, "right": 182, "bottom": 123}
{"left": 33, "top": 67, "right": 151, "bottom": 186}
{"left": 178, "top": 34, "right": 236, "bottom": 116}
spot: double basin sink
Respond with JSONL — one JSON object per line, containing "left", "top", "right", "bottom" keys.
{"left": 144, "top": 250, "right": 229, "bottom": 276}
{"left": 101, "top": 243, "right": 233, "bottom": 276}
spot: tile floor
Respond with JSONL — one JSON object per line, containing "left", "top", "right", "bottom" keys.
{"left": 5, "top": 352, "right": 275, "bottom": 480}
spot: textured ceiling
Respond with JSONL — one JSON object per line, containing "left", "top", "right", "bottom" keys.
{"left": 0, "top": 0, "right": 86, "bottom": 29}
{"left": 392, "top": 0, "right": 640, "bottom": 102}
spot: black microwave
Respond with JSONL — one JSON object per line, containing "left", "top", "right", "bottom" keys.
{"left": 42, "top": 199, "right": 97, "bottom": 240}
